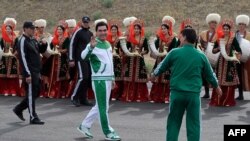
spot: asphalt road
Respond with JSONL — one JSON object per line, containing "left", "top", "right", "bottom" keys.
{"left": 0, "top": 91, "right": 249, "bottom": 141}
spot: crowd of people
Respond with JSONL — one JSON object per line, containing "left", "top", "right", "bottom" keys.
{"left": 0, "top": 13, "right": 249, "bottom": 108}
{"left": 0, "top": 12, "right": 249, "bottom": 141}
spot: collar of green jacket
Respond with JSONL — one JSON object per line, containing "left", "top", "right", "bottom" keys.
{"left": 183, "top": 43, "right": 195, "bottom": 48}
{"left": 96, "top": 38, "right": 110, "bottom": 49}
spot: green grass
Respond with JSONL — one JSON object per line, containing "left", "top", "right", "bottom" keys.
{"left": 102, "top": 0, "right": 114, "bottom": 8}
{"left": 92, "top": 11, "right": 102, "bottom": 21}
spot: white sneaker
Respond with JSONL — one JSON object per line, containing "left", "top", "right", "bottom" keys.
{"left": 77, "top": 125, "right": 93, "bottom": 139}
{"left": 105, "top": 132, "right": 121, "bottom": 141}
{"left": 109, "top": 126, "right": 114, "bottom": 132}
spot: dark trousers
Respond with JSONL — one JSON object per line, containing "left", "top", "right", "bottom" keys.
{"left": 202, "top": 75, "right": 210, "bottom": 96}
{"left": 69, "top": 65, "right": 77, "bottom": 81}
{"left": 203, "top": 81, "right": 209, "bottom": 95}
{"left": 237, "top": 63, "right": 243, "bottom": 97}
{"left": 15, "top": 73, "right": 41, "bottom": 119}
{"left": 71, "top": 61, "right": 91, "bottom": 102}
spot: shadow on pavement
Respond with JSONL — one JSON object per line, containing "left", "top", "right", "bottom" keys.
{"left": 202, "top": 100, "right": 249, "bottom": 121}
{"left": 0, "top": 122, "right": 28, "bottom": 137}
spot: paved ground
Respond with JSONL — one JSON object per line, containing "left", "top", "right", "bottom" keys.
{"left": 0, "top": 91, "right": 249, "bottom": 141}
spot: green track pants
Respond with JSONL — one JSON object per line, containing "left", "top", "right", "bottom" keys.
{"left": 166, "top": 91, "right": 201, "bottom": 141}
{"left": 82, "top": 80, "right": 113, "bottom": 135}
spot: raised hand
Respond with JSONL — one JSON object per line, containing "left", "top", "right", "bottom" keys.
{"left": 90, "top": 36, "right": 97, "bottom": 49}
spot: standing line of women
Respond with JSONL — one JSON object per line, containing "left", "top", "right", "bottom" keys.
{"left": 1, "top": 13, "right": 250, "bottom": 108}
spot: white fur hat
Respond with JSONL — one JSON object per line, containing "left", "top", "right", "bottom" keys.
{"left": 162, "top": 16, "right": 175, "bottom": 26}
{"left": 65, "top": 19, "right": 77, "bottom": 27}
{"left": 123, "top": 16, "right": 137, "bottom": 27}
{"left": 206, "top": 13, "right": 221, "bottom": 24}
{"left": 4, "top": 17, "right": 17, "bottom": 26}
{"left": 236, "top": 14, "right": 249, "bottom": 26}
{"left": 123, "top": 17, "right": 130, "bottom": 27}
{"left": 34, "top": 19, "right": 47, "bottom": 27}
{"left": 94, "top": 19, "right": 108, "bottom": 26}
{"left": 129, "top": 16, "right": 137, "bottom": 23}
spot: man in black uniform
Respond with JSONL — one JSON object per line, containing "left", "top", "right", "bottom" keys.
{"left": 13, "top": 21, "right": 47, "bottom": 124}
{"left": 69, "top": 16, "right": 93, "bottom": 107}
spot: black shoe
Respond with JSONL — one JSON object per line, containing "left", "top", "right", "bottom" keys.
{"left": 202, "top": 94, "right": 209, "bottom": 99}
{"left": 71, "top": 99, "right": 80, "bottom": 107}
{"left": 30, "top": 118, "right": 45, "bottom": 125}
{"left": 236, "top": 96, "right": 244, "bottom": 100}
{"left": 13, "top": 108, "right": 25, "bottom": 121}
{"left": 80, "top": 100, "right": 93, "bottom": 106}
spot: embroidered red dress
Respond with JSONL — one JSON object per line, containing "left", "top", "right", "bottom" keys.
{"left": 150, "top": 36, "right": 177, "bottom": 103}
{"left": 0, "top": 24, "right": 20, "bottom": 96}
{"left": 210, "top": 36, "right": 241, "bottom": 106}
{"left": 120, "top": 37, "right": 149, "bottom": 102}
{"left": 47, "top": 37, "right": 70, "bottom": 98}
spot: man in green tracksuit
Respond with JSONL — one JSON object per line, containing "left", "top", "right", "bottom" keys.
{"left": 77, "top": 19, "right": 121, "bottom": 141}
{"left": 151, "top": 28, "right": 222, "bottom": 141}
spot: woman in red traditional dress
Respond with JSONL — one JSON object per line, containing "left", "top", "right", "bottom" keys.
{"left": 0, "top": 18, "right": 20, "bottom": 96}
{"left": 150, "top": 16, "right": 177, "bottom": 103}
{"left": 210, "top": 19, "right": 242, "bottom": 106}
{"left": 122, "top": 17, "right": 137, "bottom": 38}
{"left": 107, "top": 20, "right": 123, "bottom": 100}
{"left": 47, "top": 21, "right": 70, "bottom": 98}
{"left": 120, "top": 19, "right": 149, "bottom": 102}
